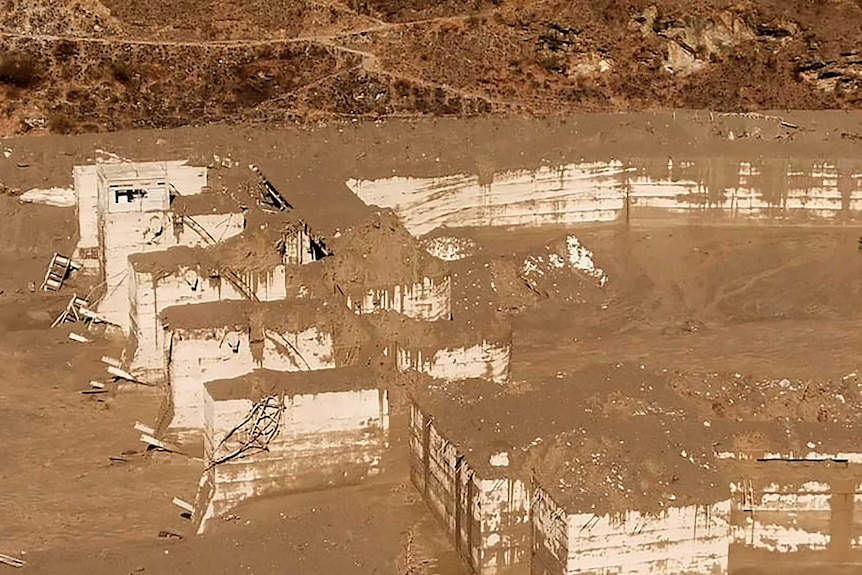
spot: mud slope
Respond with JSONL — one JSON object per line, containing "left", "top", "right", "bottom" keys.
{"left": 1, "top": 0, "right": 862, "bottom": 134}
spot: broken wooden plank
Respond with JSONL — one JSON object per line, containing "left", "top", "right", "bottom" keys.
{"left": 140, "top": 434, "right": 168, "bottom": 450}
{"left": 0, "top": 553, "right": 25, "bottom": 568}
{"left": 68, "top": 332, "right": 90, "bottom": 343}
{"left": 100, "top": 356, "right": 122, "bottom": 368}
{"left": 134, "top": 422, "right": 155, "bottom": 435}
{"left": 79, "top": 307, "right": 117, "bottom": 325}
{"left": 107, "top": 365, "right": 138, "bottom": 382}
{"left": 172, "top": 497, "right": 195, "bottom": 514}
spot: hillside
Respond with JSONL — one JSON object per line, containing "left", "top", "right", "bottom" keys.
{"left": 1, "top": 0, "right": 861, "bottom": 135}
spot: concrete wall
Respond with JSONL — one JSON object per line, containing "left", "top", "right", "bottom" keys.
{"left": 261, "top": 327, "right": 336, "bottom": 372}
{"left": 196, "top": 385, "right": 389, "bottom": 532}
{"left": 168, "top": 328, "right": 257, "bottom": 430}
{"left": 409, "top": 402, "right": 531, "bottom": 575}
{"left": 344, "top": 275, "right": 451, "bottom": 321}
{"left": 347, "top": 163, "right": 627, "bottom": 236}
{"left": 532, "top": 483, "right": 730, "bottom": 575}
{"left": 166, "top": 325, "right": 339, "bottom": 431}
{"left": 346, "top": 159, "right": 862, "bottom": 237}
{"left": 75, "top": 161, "right": 207, "bottom": 259}
{"left": 73, "top": 165, "right": 100, "bottom": 273}
{"left": 70, "top": 160, "right": 246, "bottom": 332}
{"left": 397, "top": 339, "right": 511, "bottom": 384}
{"left": 730, "top": 478, "right": 862, "bottom": 555}
{"left": 98, "top": 211, "right": 245, "bottom": 332}
{"left": 552, "top": 502, "right": 731, "bottom": 575}
{"left": 129, "top": 264, "right": 289, "bottom": 380}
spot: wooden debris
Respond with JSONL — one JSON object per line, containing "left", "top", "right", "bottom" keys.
{"left": 780, "top": 121, "right": 799, "bottom": 129}
{"left": 68, "top": 332, "right": 90, "bottom": 343}
{"left": 101, "top": 356, "right": 122, "bottom": 368}
{"left": 51, "top": 295, "right": 90, "bottom": 328}
{"left": 41, "top": 253, "right": 80, "bottom": 292}
{"left": 107, "top": 365, "right": 139, "bottom": 382}
{"left": 89, "top": 381, "right": 105, "bottom": 389}
{"left": 0, "top": 553, "right": 24, "bottom": 568}
{"left": 140, "top": 434, "right": 168, "bottom": 450}
{"left": 172, "top": 497, "right": 195, "bottom": 514}
{"left": 81, "top": 388, "right": 108, "bottom": 395}
{"left": 158, "top": 530, "right": 184, "bottom": 540}
{"left": 134, "top": 422, "right": 155, "bottom": 435}
{"left": 78, "top": 307, "right": 113, "bottom": 324}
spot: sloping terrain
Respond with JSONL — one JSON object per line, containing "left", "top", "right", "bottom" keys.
{"left": 1, "top": 0, "right": 861, "bottom": 134}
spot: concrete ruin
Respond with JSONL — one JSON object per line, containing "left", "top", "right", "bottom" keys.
{"left": 371, "top": 313, "right": 512, "bottom": 385}
{"left": 194, "top": 367, "right": 389, "bottom": 533}
{"left": 72, "top": 161, "right": 246, "bottom": 331}
{"left": 159, "top": 299, "right": 366, "bottom": 431}
{"left": 322, "top": 211, "right": 452, "bottom": 321}
{"left": 409, "top": 369, "right": 862, "bottom": 575}
{"left": 60, "top": 152, "right": 862, "bottom": 569}
{"left": 126, "top": 245, "right": 334, "bottom": 383}
{"left": 346, "top": 158, "right": 862, "bottom": 236}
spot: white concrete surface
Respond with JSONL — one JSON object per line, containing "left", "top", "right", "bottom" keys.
{"left": 397, "top": 340, "right": 511, "bottom": 384}
{"left": 165, "top": 323, "right": 342, "bottom": 431}
{"left": 346, "top": 159, "right": 862, "bottom": 236}
{"left": 559, "top": 503, "right": 731, "bottom": 575}
{"left": 197, "top": 383, "right": 389, "bottom": 531}
{"left": 345, "top": 275, "right": 451, "bottom": 321}
{"left": 730, "top": 480, "right": 841, "bottom": 553}
{"left": 169, "top": 329, "right": 256, "bottom": 430}
{"left": 347, "top": 162, "right": 629, "bottom": 236}
{"left": 129, "top": 264, "right": 288, "bottom": 379}
{"left": 262, "top": 328, "right": 336, "bottom": 372}
{"left": 70, "top": 160, "right": 249, "bottom": 333}
{"left": 409, "top": 402, "right": 531, "bottom": 575}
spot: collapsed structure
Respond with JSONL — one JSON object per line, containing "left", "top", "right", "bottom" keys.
{"left": 66, "top": 159, "right": 511, "bottom": 534}
{"left": 194, "top": 367, "right": 389, "bottom": 528}
{"left": 409, "top": 367, "right": 862, "bottom": 575}
{"left": 60, "top": 155, "right": 862, "bottom": 570}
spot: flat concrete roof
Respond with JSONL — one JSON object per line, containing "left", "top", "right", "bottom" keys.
{"left": 205, "top": 366, "right": 377, "bottom": 402}
{"left": 171, "top": 190, "right": 241, "bottom": 216}
{"left": 161, "top": 297, "right": 356, "bottom": 334}
{"left": 320, "top": 210, "right": 448, "bottom": 292}
{"left": 412, "top": 363, "right": 862, "bottom": 514}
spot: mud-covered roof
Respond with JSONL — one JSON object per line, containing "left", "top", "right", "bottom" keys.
{"left": 205, "top": 366, "right": 378, "bottom": 402}
{"left": 367, "top": 309, "right": 510, "bottom": 352}
{"left": 412, "top": 363, "right": 862, "bottom": 515}
{"left": 170, "top": 189, "right": 241, "bottom": 216}
{"left": 128, "top": 225, "right": 288, "bottom": 275}
{"left": 321, "top": 210, "right": 448, "bottom": 293}
{"left": 161, "top": 297, "right": 364, "bottom": 337}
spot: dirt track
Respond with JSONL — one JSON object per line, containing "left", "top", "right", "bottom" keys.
{"left": 2, "top": 0, "right": 862, "bottom": 134}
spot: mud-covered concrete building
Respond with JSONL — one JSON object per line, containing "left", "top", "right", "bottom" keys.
{"left": 409, "top": 366, "right": 862, "bottom": 575}
{"left": 194, "top": 367, "right": 390, "bottom": 532}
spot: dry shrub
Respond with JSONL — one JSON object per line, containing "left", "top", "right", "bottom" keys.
{"left": 47, "top": 112, "right": 74, "bottom": 134}
{"left": 0, "top": 53, "right": 41, "bottom": 88}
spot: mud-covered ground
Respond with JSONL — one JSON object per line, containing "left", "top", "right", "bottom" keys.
{"left": 1, "top": 0, "right": 862, "bottom": 134}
